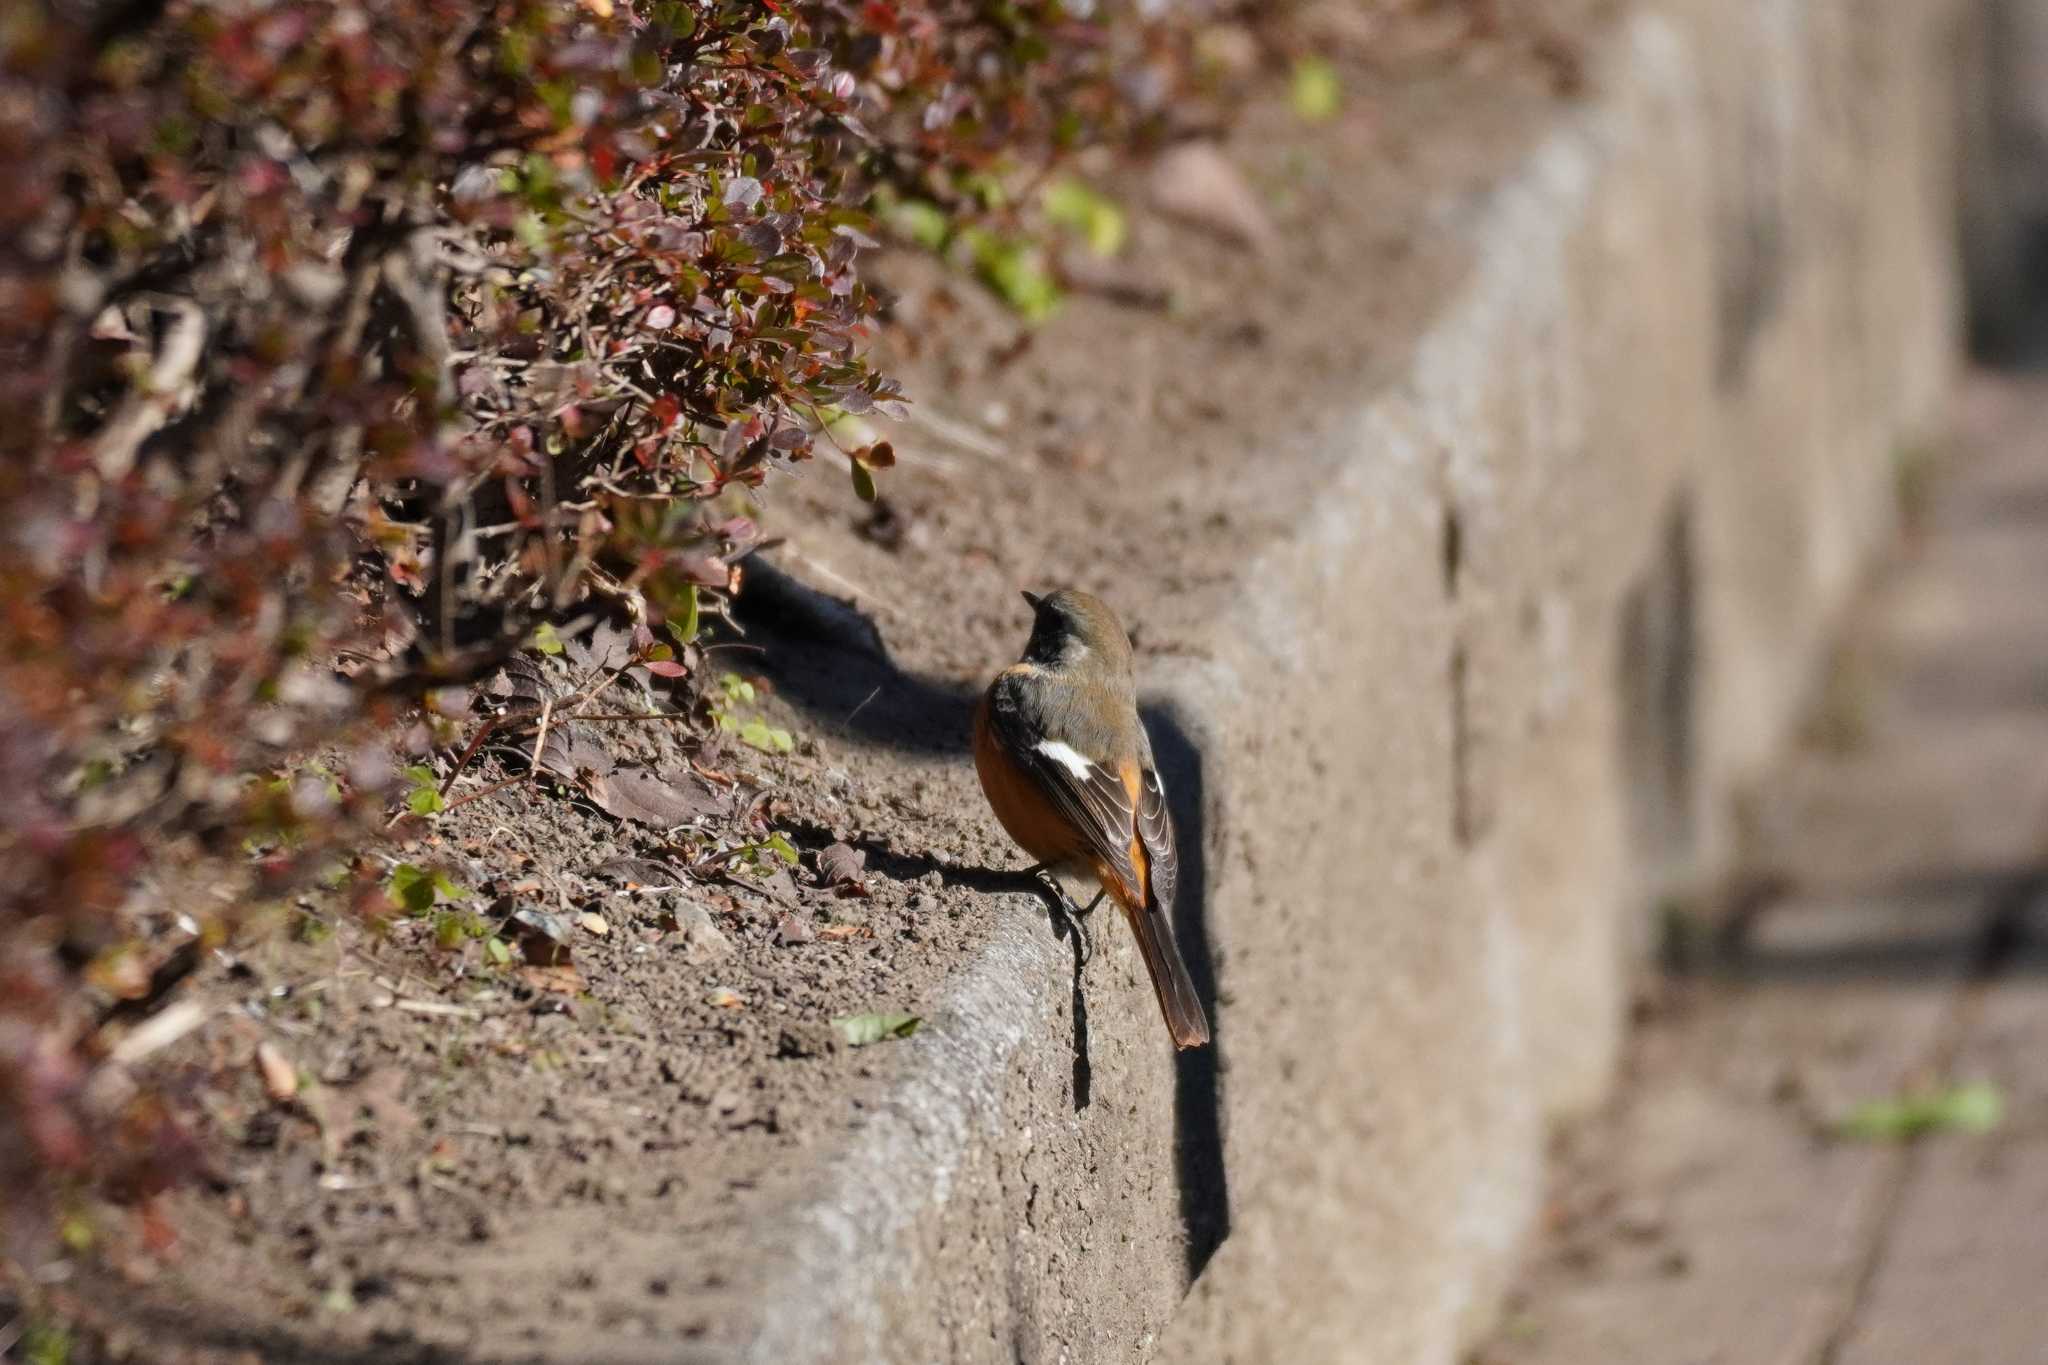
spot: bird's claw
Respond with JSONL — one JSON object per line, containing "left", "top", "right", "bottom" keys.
{"left": 1056, "top": 898, "right": 1094, "bottom": 966}
{"left": 1031, "top": 868, "right": 1095, "bottom": 967}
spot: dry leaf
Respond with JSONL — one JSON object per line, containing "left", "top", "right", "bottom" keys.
{"left": 815, "top": 842, "right": 870, "bottom": 896}
{"left": 590, "top": 856, "right": 687, "bottom": 887}
{"left": 817, "top": 923, "right": 872, "bottom": 941}
{"left": 1148, "top": 142, "right": 1276, "bottom": 254}
{"left": 537, "top": 725, "right": 613, "bottom": 782}
{"left": 577, "top": 912, "right": 610, "bottom": 937}
{"left": 585, "top": 765, "right": 724, "bottom": 827}
{"left": 255, "top": 1041, "right": 298, "bottom": 1104}
{"left": 519, "top": 963, "right": 584, "bottom": 995}
{"left": 674, "top": 903, "right": 734, "bottom": 963}
{"left": 510, "top": 908, "right": 574, "bottom": 965}
{"left": 707, "top": 987, "right": 745, "bottom": 1009}
{"left": 775, "top": 912, "right": 815, "bottom": 945}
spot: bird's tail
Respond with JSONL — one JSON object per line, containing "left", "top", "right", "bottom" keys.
{"left": 1122, "top": 894, "right": 1211, "bottom": 1049}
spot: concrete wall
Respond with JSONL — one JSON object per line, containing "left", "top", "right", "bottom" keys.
{"left": 734, "top": 2, "right": 1965, "bottom": 1360}
{"left": 1162, "top": 5, "right": 1961, "bottom": 1358}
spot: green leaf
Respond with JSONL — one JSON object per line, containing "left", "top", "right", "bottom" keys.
{"left": 388, "top": 863, "right": 464, "bottom": 914}
{"left": 1839, "top": 1082, "right": 2004, "bottom": 1141}
{"left": 962, "top": 228, "right": 1060, "bottom": 323}
{"left": 671, "top": 585, "right": 700, "bottom": 645}
{"left": 885, "top": 198, "right": 951, "bottom": 251}
{"left": 21, "top": 1319, "right": 73, "bottom": 1365}
{"left": 1291, "top": 56, "right": 1342, "bottom": 123}
{"left": 765, "top": 831, "right": 799, "bottom": 865}
{"left": 850, "top": 457, "right": 877, "bottom": 502}
{"left": 389, "top": 863, "right": 437, "bottom": 914}
{"left": 532, "top": 622, "right": 565, "bottom": 656}
{"left": 431, "top": 910, "right": 468, "bottom": 951}
{"left": 739, "top": 718, "right": 794, "bottom": 754}
{"left": 833, "top": 1012, "right": 922, "bottom": 1047}
{"left": 1042, "top": 179, "right": 1127, "bottom": 257}
{"left": 485, "top": 936, "right": 513, "bottom": 966}
{"left": 403, "top": 764, "right": 445, "bottom": 815}
{"left": 960, "top": 170, "right": 1007, "bottom": 210}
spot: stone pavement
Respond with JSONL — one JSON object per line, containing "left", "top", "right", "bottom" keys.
{"left": 1474, "top": 373, "right": 2048, "bottom": 1365}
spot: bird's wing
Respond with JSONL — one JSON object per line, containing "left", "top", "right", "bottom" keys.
{"left": 985, "top": 683, "right": 1143, "bottom": 900}
{"left": 1135, "top": 765, "right": 1176, "bottom": 914}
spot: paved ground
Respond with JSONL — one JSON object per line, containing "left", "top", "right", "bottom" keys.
{"left": 1474, "top": 372, "right": 2048, "bottom": 1365}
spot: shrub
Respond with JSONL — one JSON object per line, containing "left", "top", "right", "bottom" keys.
{"left": 0, "top": 0, "right": 1217, "bottom": 1243}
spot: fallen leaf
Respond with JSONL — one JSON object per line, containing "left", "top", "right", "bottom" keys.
{"left": 674, "top": 904, "right": 733, "bottom": 963}
{"left": 565, "top": 620, "right": 636, "bottom": 674}
{"left": 537, "top": 725, "right": 614, "bottom": 782}
{"left": 1148, "top": 142, "right": 1276, "bottom": 254}
{"left": 255, "top": 1042, "right": 298, "bottom": 1104}
{"left": 815, "top": 841, "right": 870, "bottom": 896}
{"left": 1056, "top": 249, "right": 1173, "bottom": 310}
{"left": 520, "top": 963, "right": 584, "bottom": 996}
{"left": 585, "top": 765, "right": 723, "bottom": 827}
{"left": 484, "top": 654, "right": 548, "bottom": 704}
{"left": 591, "top": 856, "right": 688, "bottom": 887}
{"left": 1839, "top": 1082, "right": 2004, "bottom": 1141}
{"left": 1290, "top": 55, "right": 1342, "bottom": 122}
{"left": 510, "top": 908, "right": 574, "bottom": 965}
{"left": 577, "top": 912, "right": 610, "bottom": 937}
{"left": 738, "top": 865, "right": 801, "bottom": 906}
{"left": 776, "top": 912, "right": 815, "bottom": 945}
{"left": 833, "top": 1012, "right": 920, "bottom": 1047}
{"left": 817, "top": 923, "right": 872, "bottom": 940}
{"left": 708, "top": 987, "right": 745, "bottom": 1009}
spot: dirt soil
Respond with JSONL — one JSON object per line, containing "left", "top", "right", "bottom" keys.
{"left": 14, "top": 7, "right": 1618, "bottom": 1361}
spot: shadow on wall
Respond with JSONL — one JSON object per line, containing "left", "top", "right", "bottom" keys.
{"left": 1615, "top": 496, "right": 1700, "bottom": 888}
{"left": 735, "top": 561, "right": 1231, "bottom": 1281}
{"left": 1958, "top": 0, "right": 2048, "bottom": 366}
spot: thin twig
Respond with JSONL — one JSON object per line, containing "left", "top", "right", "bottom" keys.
{"left": 438, "top": 715, "right": 506, "bottom": 797}
{"left": 528, "top": 697, "right": 555, "bottom": 783}
{"left": 440, "top": 774, "right": 528, "bottom": 814}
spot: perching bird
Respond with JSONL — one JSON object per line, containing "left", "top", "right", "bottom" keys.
{"left": 972, "top": 588, "right": 1211, "bottom": 1049}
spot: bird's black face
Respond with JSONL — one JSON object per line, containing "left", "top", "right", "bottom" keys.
{"left": 1018, "top": 588, "right": 1130, "bottom": 673}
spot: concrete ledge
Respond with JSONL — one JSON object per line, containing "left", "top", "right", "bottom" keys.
{"left": 724, "top": 3, "right": 1965, "bottom": 1360}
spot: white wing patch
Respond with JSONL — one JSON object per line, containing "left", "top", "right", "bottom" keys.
{"left": 1034, "top": 739, "right": 1095, "bottom": 779}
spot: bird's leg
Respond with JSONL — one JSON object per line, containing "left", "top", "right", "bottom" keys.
{"left": 1023, "top": 865, "right": 1094, "bottom": 966}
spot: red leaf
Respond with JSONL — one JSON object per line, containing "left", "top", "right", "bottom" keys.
{"left": 644, "top": 660, "right": 687, "bottom": 678}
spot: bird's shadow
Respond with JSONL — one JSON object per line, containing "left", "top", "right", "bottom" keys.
{"left": 778, "top": 816, "right": 1097, "bottom": 1111}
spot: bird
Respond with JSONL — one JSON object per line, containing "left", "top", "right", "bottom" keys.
{"left": 972, "top": 588, "right": 1211, "bottom": 1049}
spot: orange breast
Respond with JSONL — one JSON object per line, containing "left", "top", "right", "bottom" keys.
{"left": 973, "top": 690, "right": 1086, "bottom": 864}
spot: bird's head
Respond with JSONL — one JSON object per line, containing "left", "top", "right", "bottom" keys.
{"left": 1018, "top": 587, "right": 1134, "bottom": 677}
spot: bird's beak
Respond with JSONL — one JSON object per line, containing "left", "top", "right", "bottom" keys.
{"left": 1020, "top": 590, "right": 1044, "bottom": 610}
